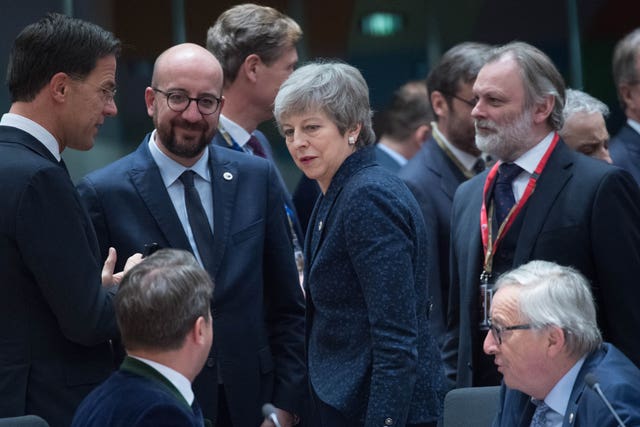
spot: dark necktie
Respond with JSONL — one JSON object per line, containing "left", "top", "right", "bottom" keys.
{"left": 179, "top": 171, "right": 214, "bottom": 273}
{"left": 246, "top": 135, "right": 267, "bottom": 158}
{"left": 493, "top": 162, "right": 522, "bottom": 225}
{"left": 472, "top": 157, "right": 486, "bottom": 175}
{"left": 191, "top": 398, "right": 206, "bottom": 427}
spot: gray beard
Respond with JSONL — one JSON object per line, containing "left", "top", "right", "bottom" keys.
{"left": 475, "top": 108, "right": 535, "bottom": 162}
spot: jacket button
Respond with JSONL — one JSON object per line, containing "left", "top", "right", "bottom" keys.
{"left": 384, "top": 417, "right": 394, "bottom": 426}
{"left": 206, "top": 357, "right": 215, "bottom": 367}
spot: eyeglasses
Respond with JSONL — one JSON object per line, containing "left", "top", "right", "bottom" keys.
{"left": 446, "top": 93, "right": 477, "bottom": 108}
{"left": 152, "top": 88, "right": 221, "bottom": 115}
{"left": 70, "top": 76, "right": 117, "bottom": 104}
{"left": 487, "top": 319, "right": 531, "bottom": 345}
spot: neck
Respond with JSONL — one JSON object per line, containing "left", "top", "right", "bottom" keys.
{"left": 129, "top": 349, "right": 196, "bottom": 382}
{"left": 10, "top": 101, "right": 64, "bottom": 153}
{"left": 221, "top": 83, "right": 265, "bottom": 133}
{"left": 436, "top": 120, "right": 480, "bottom": 156}
{"left": 378, "top": 136, "right": 414, "bottom": 159}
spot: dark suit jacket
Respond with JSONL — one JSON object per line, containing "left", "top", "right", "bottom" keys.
{"left": 398, "top": 137, "right": 468, "bottom": 348}
{"left": 305, "top": 147, "right": 446, "bottom": 426}
{"left": 493, "top": 343, "right": 640, "bottom": 427}
{"left": 374, "top": 144, "right": 403, "bottom": 172}
{"left": 72, "top": 357, "right": 205, "bottom": 427}
{"left": 610, "top": 123, "right": 640, "bottom": 185}
{"left": 76, "top": 134, "right": 306, "bottom": 426}
{"left": 0, "top": 125, "right": 117, "bottom": 427}
{"left": 212, "top": 130, "right": 304, "bottom": 241}
{"left": 445, "top": 139, "right": 640, "bottom": 387}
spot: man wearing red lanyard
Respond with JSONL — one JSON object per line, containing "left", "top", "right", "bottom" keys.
{"left": 443, "top": 41, "right": 640, "bottom": 389}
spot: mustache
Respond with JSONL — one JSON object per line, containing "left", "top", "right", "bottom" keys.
{"left": 475, "top": 119, "right": 498, "bottom": 131}
{"left": 171, "top": 118, "right": 208, "bottom": 132}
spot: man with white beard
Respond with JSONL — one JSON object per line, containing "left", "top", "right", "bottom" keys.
{"left": 442, "top": 41, "right": 640, "bottom": 389}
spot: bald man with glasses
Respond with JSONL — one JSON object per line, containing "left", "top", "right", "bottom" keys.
{"left": 77, "top": 43, "right": 306, "bottom": 427}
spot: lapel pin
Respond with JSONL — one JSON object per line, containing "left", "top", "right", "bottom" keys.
{"left": 569, "top": 412, "right": 574, "bottom": 424}
{"left": 223, "top": 172, "right": 233, "bottom": 181}
{"left": 318, "top": 220, "right": 323, "bottom": 231}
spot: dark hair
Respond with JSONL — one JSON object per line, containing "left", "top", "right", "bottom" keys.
{"left": 115, "top": 249, "right": 213, "bottom": 352}
{"left": 6, "top": 13, "right": 121, "bottom": 102}
{"left": 427, "top": 42, "right": 491, "bottom": 118}
{"left": 378, "top": 80, "right": 433, "bottom": 140}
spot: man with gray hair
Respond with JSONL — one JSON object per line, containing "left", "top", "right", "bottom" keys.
{"left": 486, "top": 260, "right": 640, "bottom": 427}
{"left": 72, "top": 249, "right": 214, "bottom": 426}
{"left": 398, "top": 42, "right": 491, "bottom": 347}
{"left": 445, "top": 41, "right": 640, "bottom": 389}
{"left": 559, "top": 88, "right": 612, "bottom": 163}
{"left": 610, "top": 28, "right": 640, "bottom": 184}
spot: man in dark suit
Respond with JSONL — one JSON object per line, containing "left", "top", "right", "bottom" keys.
{"left": 398, "top": 42, "right": 490, "bottom": 347}
{"left": 610, "top": 27, "right": 640, "bottom": 184}
{"left": 445, "top": 41, "right": 640, "bottom": 388}
{"left": 206, "top": 3, "right": 306, "bottom": 259}
{"left": 76, "top": 44, "right": 305, "bottom": 427}
{"left": 375, "top": 80, "right": 433, "bottom": 172}
{"left": 0, "top": 14, "right": 140, "bottom": 427}
{"left": 486, "top": 261, "right": 640, "bottom": 427}
{"left": 73, "top": 249, "right": 214, "bottom": 427}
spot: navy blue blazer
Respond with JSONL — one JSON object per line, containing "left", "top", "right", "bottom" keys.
{"left": 305, "top": 147, "right": 446, "bottom": 426}
{"left": 398, "top": 137, "right": 468, "bottom": 348}
{"left": 76, "top": 134, "right": 305, "bottom": 425}
{"left": 610, "top": 123, "right": 640, "bottom": 185}
{"left": 444, "top": 139, "right": 640, "bottom": 387}
{"left": 72, "top": 357, "right": 206, "bottom": 427}
{"left": 0, "top": 125, "right": 117, "bottom": 427}
{"left": 493, "top": 343, "right": 640, "bottom": 427}
{"left": 374, "top": 144, "right": 403, "bottom": 172}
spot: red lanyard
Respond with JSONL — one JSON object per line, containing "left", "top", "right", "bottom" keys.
{"left": 480, "top": 133, "right": 559, "bottom": 278}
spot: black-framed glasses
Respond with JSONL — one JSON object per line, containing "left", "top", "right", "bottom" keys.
{"left": 445, "top": 92, "right": 477, "bottom": 108}
{"left": 487, "top": 319, "right": 532, "bottom": 344}
{"left": 152, "top": 88, "right": 221, "bottom": 115}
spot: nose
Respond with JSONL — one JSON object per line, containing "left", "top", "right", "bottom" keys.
{"left": 483, "top": 329, "right": 498, "bottom": 355}
{"left": 181, "top": 99, "right": 202, "bottom": 122}
{"left": 471, "top": 99, "right": 484, "bottom": 120}
{"left": 104, "top": 99, "right": 117, "bottom": 117}
{"left": 600, "top": 147, "right": 613, "bottom": 164}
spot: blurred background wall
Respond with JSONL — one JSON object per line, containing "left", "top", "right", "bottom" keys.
{"left": 2, "top": 0, "right": 638, "bottom": 188}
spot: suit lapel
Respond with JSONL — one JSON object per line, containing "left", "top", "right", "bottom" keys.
{"left": 128, "top": 137, "right": 192, "bottom": 251}
{"left": 513, "top": 141, "right": 573, "bottom": 263}
{"left": 207, "top": 145, "right": 238, "bottom": 283}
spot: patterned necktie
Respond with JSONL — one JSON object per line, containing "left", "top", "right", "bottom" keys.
{"left": 493, "top": 162, "right": 522, "bottom": 225}
{"left": 179, "top": 170, "right": 214, "bottom": 273}
{"left": 530, "top": 400, "right": 550, "bottom": 427}
{"left": 246, "top": 134, "right": 267, "bottom": 158}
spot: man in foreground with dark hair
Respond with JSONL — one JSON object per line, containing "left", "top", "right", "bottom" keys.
{"left": 72, "top": 249, "right": 214, "bottom": 427}
{"left": 486, "top": 260, "right": 640, "bottom": 426}
{"left": 0, "top": 13, "right": 139, "bottom": 426}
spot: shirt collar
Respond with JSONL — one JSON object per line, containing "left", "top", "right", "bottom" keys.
{"left": 541, "top": 356, "right": 587, "bottom": 417}
{"left": 376, "top": 142, "right": 408, "bottom": 166}
{"left": 627, "top": 118, "right": 640, "bottom": 135}
{"left": 148, "top": 129, "right": 211, "bottom": 187}
{"left": 432, "top": 122, "right": 480, "bottom": 170}
{"left": 1, "top": 113, "right": 61, "bottom": 161}
{"left": 513, "top": 131, "right": 555, "bottom": 174}
{"left": 220, "top": 114, "right": 251, "bottom": 147}
{"left": 130, "top": 355, "right": 194, "bottom": 405}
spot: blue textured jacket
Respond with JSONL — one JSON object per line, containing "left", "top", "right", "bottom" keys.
{"left": 305, "top": 147, "right": 447, "bottom": 426}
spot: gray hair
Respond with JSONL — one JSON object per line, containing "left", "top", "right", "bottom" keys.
{"left": 427, "top": 42, "right": 492, "bottom": 117}
{"left": 496, "top": 260, "right": 602, "bottom": 358}
{"left": 562, "top": 89, "right": 610, "bottom": 124}
{"left": 206, "top": 3, "right": 302, "bottom": 85}
{"left": 612, "top": 28, "right": 640, "bottom": 107}
{"left": 116, "top": 249, "right": 213, "bottom": 352}
{"left": 487, "top": 42, "right": 566, "bottom": 130}
{"left": 274, "top": 61, "right": 376, "bottom": 148}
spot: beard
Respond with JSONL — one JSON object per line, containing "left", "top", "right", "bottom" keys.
{"left": 446, "top": 110, "right": 478, "bottom": 155}
{"left": 475, "top": 106, "right": 535, "bottom": 162}
{"left": 154, "top": 111, "right": 213, "bottom": 159}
